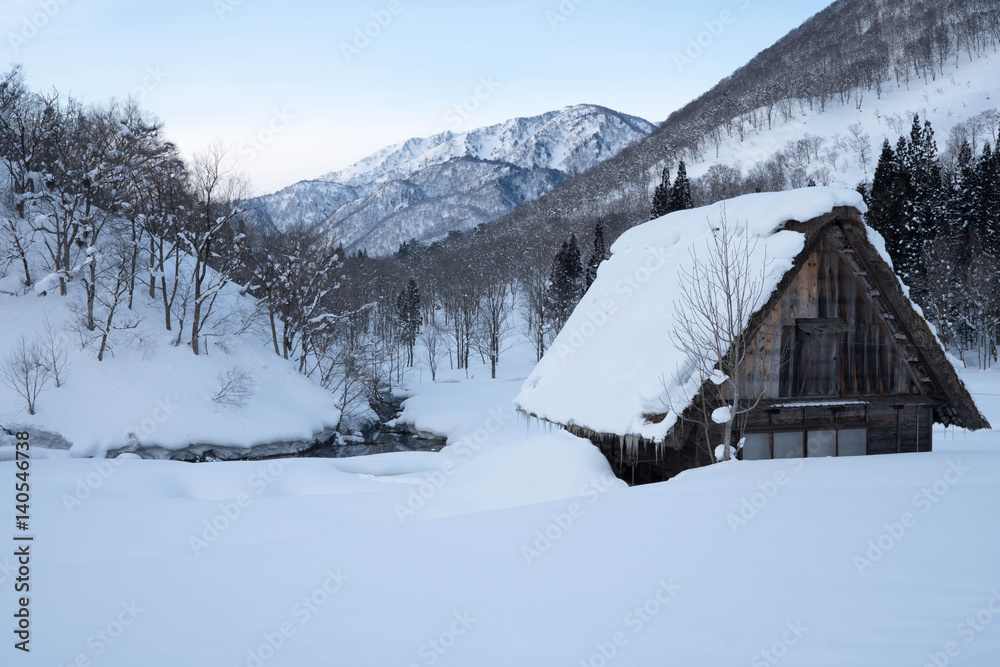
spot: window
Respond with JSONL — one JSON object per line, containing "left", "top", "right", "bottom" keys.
{"left": 773, "top": 432, "right": 804, "bottom": 459}
{"left": 808, "top": 430, "right": 837, "bottom": 457}
{"left": 742, "top": 433, "right": 770, "bottom": 460}
{"left": 837, "top": 429, "right": 867, "bottom": 456}
{"left": 739, "top": 428, "right": 867, "bottom": 460}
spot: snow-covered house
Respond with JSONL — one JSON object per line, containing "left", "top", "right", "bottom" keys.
{"left": 515, "top": 188, "right": 989, "bottom": 485}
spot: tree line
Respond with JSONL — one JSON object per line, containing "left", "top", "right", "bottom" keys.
{"left": 866, "top": 112, "right": 1000, "bottom": 368}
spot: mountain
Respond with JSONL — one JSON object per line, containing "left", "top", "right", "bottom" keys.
{"left": 479, "top": 0, "right": 1000, "bottom": 245}
{"left": 252, "top": 104, "right": 655, "bottom": 254}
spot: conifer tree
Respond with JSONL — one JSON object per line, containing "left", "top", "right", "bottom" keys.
{"left": 649, "top": 166, "right": 671, "bottom": 220}
{"left": 867, "top": 139, "right": 909, "bottom": 267}
{"left": 949, "top": 141, "right": 979, "bottom": 265}
{"left": 905, "top": 115, "right": 945, "bottom": 243}
{"left": 396, "top": 278, "right": 421, "bottom": 366}
{"left": 976, "top": 143, "right": 1000, "bottom": 260}
{"left": 545, "top": 234, "right": 584, "bottom": 334}
{"left": 665, "top": 160, "right": 693, "bottom": 213}
{"left": 585, "top": 221, "right": 609, "bottom": 288}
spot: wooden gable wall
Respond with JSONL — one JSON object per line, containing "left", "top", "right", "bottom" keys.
{"left": 741, "top": 231, "right": 922, "bottom": 400}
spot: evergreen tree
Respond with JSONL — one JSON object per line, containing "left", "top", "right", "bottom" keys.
{"left": 545, "top": 234, "right": 585, "bottom": 334}
{"left": 396, "top": 278, "right": 421, "bottom": 366}
{"left": 649, "top": 166, "right": 671, "bottom": 220}
{"left": 855, "top": 180, "right": 870, "bottom": 206}
{"left": 905, "top": 115, "right": 945, "bottom": 243}
{"left": 585, "top": 221, "right": 609, "bottom": 288}
{"left": 949, "top": 140, "right": 979, "bottom": 266}
{"left": 665, "top": 160, "right": 693, "bottom": 213}
{"left": 867, "top": 139, "right": 910, "bottom": 271}
{"left": 976, "top": 143, "right": 1000, "bottom": 260}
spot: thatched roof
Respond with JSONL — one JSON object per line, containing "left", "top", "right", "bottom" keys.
{"left": 515, "top": 188, "right": 989, "bottom": 443}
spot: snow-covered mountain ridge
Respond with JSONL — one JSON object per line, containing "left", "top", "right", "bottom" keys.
{"left": 252, "top": 104, "right": 655, "bottom": 255}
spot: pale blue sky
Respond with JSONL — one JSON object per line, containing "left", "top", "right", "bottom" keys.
{"left": 2, "top": 0, "right": 832, "bottom": 192}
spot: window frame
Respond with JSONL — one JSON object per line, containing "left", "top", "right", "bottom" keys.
{"left": 739, "top": 426, "right": 868, "bottom": 460}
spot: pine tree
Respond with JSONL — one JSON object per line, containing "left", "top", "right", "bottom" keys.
{"left": 906, "top": 116, "right": 945, "bottom": 242}
{"left": 396, "top": 278, "right": 421, "bottom": 366}
{"left": 976, "top": 143, "right": 1000, "bottom": 260}
{"left": 585, "top": 221, "right": 609, "bottom": 288}
{"left": 867, "top": 139, "right": 909, "bottom": 269}
{"left": 545, "top": 234, "right": 585, "bottom": 334}
{"left": 665, "top": 160, "right": 693, "bottom": 213}
{"left": 949, "top": 140, "right": 979, "bottom": 266}
{"left": 649, "top": 166, "right": 671, "bottom": 220}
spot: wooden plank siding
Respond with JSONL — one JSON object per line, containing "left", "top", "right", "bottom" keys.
{"left": 742, "top": 235, "right": 920, "bottom": 401}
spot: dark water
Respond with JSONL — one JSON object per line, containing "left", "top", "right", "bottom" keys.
{"left": 297, "top": 429, "right": 446, "bottom": 459}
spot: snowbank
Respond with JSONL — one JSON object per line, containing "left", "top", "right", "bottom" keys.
{"left": 11, "top": 441, "right": 1000, "bottom": 665}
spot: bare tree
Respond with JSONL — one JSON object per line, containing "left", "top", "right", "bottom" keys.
{"left": 0, "top": 215, "right": 33, "bottom": 288}
{"left": 846, "top": 122, "right": 873, "bottom": 174}
{"left": 473, "top": 252, "right": 515, "bottom": 379}
{"left": 38, "top": 314, "right": 70, "bottom": 387}
{"left": 1, "top": 336, "right": 51, "bottom": 415}
{"left": 518, "top": 243, "right": 553, "bottom": 362}
{"left": 184, "top": 142, "right": 249, "bottom": 355}
{"left": 666, "top": 212, "right": 771, "bottom": 462}
{"left": 93, "top": 236, "right": 141, "bottom": 362}
{"left": 419, "top": 318, "right": 445, "bottom": 381}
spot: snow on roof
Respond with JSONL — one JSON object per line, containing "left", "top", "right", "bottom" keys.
{"left": 515, "top": 187, "right": 868, "bottom": 442}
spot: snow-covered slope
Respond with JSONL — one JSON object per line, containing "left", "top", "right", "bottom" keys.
{"left": 0, "top": 250, "right": 341, "bottom": 459}
{"left": 684, "top": 54, "right": 1000, "bottom": 190}
{"left": 253, "top": 104, "right": 655, "bottom": 254}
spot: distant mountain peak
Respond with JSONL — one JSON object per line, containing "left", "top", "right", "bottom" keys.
{"left": 253, "top": 104, "right": 655, "bottom": 254}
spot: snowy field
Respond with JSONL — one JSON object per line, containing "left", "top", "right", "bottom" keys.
{"left": 4, "top": 345, "right": 1000, "bottom": 665}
